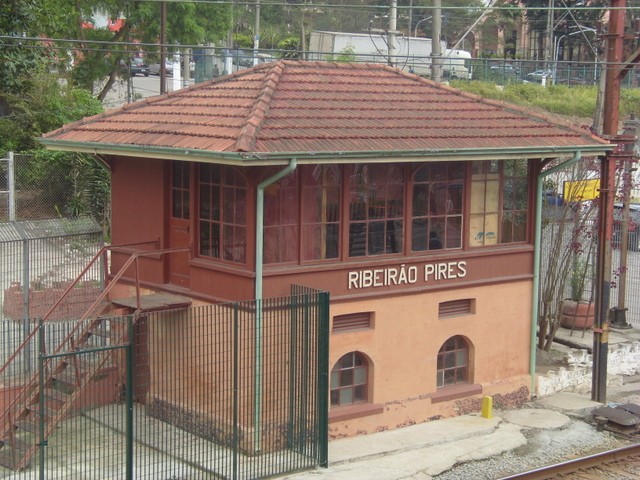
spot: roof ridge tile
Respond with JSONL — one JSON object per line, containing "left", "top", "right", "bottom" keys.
{"left": 235, "top": 61, "right": 285, "bottom": 151}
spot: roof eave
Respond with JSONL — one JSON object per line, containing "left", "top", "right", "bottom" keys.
{"left": 38, "top": 138, "right": 614, "bottom": 165}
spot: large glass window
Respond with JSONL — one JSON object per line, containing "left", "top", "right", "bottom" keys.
{"left": 348, "top": 164, "right": 404, "bottom": 257}
{"left": 199, "top": 164, "right": 247, "bottom": 263}
{"left": 501, "top": 159, "right": 529, "bottom": 243}
{"left": 263, "top": 170, "right": 300, "bottom": 264}
{"left": 469, "top": 160, "right": 528, "bottom": 247}
{"left": 411, "top": 163, "right": 463, "bottom": 251}
{"left": 330, "top": 352, "right": 369, "bottom": 406}
{"left": 437, "top": 336, "right": 469, "bottom": 388}
{"left": 301, "top": 165, "right": 341, "bottom": 261}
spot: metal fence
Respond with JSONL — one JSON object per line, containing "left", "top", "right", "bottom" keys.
{"left": 540, "top": 203, "right": 640, "bottom": 329}
{"left": 0, "top": 289, "right": 330, "bottom": 479}
{"left": 0, "top": 153, "right": 73, "bottom": 223}
{"left": 0, "top": 217, "right": 104, "bottom": 324}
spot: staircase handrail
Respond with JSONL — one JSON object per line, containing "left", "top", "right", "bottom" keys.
{"left": 0, "top": 243, "right": 189, "bottom": 424}
{"left": 0, "top": 240, "right": 156, "bottom": 380}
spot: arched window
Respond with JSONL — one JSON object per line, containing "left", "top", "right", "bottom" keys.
{"left": 437, "top": 336, "right": 469, "bottom": 388}
{"left": 330, "top": 352, "right": 368, "bottom": 406}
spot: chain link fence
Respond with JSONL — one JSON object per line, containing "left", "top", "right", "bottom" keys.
{"left": 0, "top": 152, "right": 110, "bottom": 237}
{"left": 0, "top": 153, "right": 71, "bottom": 222}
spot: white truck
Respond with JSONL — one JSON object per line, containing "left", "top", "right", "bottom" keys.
{"left": 308, "top": 30, "right": 472, "bottom": 80}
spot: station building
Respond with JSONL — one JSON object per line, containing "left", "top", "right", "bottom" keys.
{"left": 41, "top": 61, "right": 611, "bottom": 438}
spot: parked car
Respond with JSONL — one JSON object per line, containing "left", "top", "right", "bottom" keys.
{"left": 490, "top": 63, "right": 519, "bottom": 75}
{"left": 556, "top": 76, "right": 589, "bottom": 86}
{"left": 149, "top": 60, "right": 174, "bottom": 76}
{"left": 613, "top": 203, "right": 640, "bottom": 251}
{"left": 120, "top": 57, "right": 150, "bottom": 77}
{"left": 526, "top": 69, "right": 552, "bottom": 83}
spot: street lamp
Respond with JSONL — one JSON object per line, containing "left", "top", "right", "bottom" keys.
{"left": 552, "top": 26, "right": 596, "bottom": 84}
{"left": 414, "top": 16, "right": 431, "bottom": 37}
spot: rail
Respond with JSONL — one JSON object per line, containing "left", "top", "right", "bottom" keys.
{"left": 499, "top": 442, "right": 640, "bottom": 479}
{"left": 0, "top": 242, "right": 190, "bottom": 423}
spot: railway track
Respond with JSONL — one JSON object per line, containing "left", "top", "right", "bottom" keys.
{"left": 499, "top": 442, "right": 640, "bottom": 479}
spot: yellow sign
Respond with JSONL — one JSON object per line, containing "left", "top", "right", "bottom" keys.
{"left": 563, "top": 178, "right": 600, "bottom": 202}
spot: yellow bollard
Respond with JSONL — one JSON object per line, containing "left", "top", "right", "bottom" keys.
{"left": 481, "top": 396, "right": 493, "bottom": 419}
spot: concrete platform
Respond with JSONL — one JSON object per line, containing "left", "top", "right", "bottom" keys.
{"left": 276, "top": 392, "right": 602, "bottom": 480}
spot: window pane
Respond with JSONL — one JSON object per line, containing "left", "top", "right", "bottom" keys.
{"left": 341, "top": 353, "right": 354, "bottom": 369}
{"left": 413, "top": 184, "right": 429, "bottom": 216}
{"left": 325, "top": 224, "right": 339, "bottom": 259}
{"left": 445, "top": 217, "right": 462, "bottom": 249}
{"left": 368, "top": 221, "right": 385, "bottom": 254}
{"left": 444, "top": 369, "right": 456, "bottom": 385}
{"left": 340, "top": 387, "right": 354, "bottom": 405}
{"left": 412, "top": 218, "right": 428, "bottom": 251}
{"left": 456, "top": 349, "right": 468, "bottom": 365}
{"left": 199, "top": 221, "right": 210, "bottom": 256}
{"left": 330, "top": 390, "right": 339, "bottom": 405}
{"left": 457, "top": 366, "right": 468, "bottom": 383}
{"left": 354, "top": 366, "right": 367, "bottom": 385}
{"left": 448, "top": 184, "right": 463, "bottom": 214}
{"left": 444, "top": 352, "right": 456, "bottom": 369}
{"left": 437, "top": 370, "right": 444, "bottom": 387}
{"left": 331, "top": 371, "right": 339, "bottom": 389}
{"left": 354, "top": 385, "right": 367, "bottom": 402}
{"left": 349, "top": 223, "right": 367, "bottom": 257}
{"left": 341, "top": 370, "right": 353, "bottom": 388}
{"left": 512, "top": 211, "right": 527, "bottom": 242}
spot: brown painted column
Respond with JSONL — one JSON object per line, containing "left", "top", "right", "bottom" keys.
{"left": 593, "top": 0, "right": 626, "bottom": 402}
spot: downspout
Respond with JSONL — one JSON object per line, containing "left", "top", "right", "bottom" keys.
{"left": 254, "top": 158, "right": 297, "bottom": 452}
{"left": 530, "top": 151, "right": 581, "bottom": 395}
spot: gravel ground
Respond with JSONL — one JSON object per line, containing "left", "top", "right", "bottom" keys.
{"left": 433, "top": 415, "right": 631, "bottom": 480}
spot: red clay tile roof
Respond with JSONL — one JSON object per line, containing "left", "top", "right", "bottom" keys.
{"left": 41, "top": 61, "right": 610, "bottom": 161}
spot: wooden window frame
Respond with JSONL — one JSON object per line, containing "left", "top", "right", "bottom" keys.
{"left": 330, "top": 352, "right": 369, "bottom": 407}
{"left": 198, "top": 164, "right": 248, "bottom": 264}
{"left": 436, "top": 336, "right": 470, "bottom": 388}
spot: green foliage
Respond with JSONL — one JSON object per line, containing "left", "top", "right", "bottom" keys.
{"left": 333, "top": 45, "right": 357, "bottom": 63}
{"left": 0, "top": 73, "right": 102, "bottom": 153}
{"left": 450, "top": 80, "right": 640, "bottom": 120}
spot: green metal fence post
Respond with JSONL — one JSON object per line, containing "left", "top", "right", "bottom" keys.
{"left": 317, "top": 292, "right": 330, "bottom": 468}
{"left": 38, "top": 318, "right": 45, "bottom": 480}
{"left": 126, "top": 315, "right": 134, "bottom": 480}
{"left": 233, "top": 303, "right": 239, "bottom": 480}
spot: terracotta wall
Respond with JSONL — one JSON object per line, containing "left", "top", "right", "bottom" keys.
{"left": 327, "top": 280, "right": 532, "bottom": 437}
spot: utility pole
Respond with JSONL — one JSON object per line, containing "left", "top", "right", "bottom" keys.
{"left": 544, "top": 0, "right": 555, "bottom": 75}
{"left": 593, "top": 0, "right": 626, "bottom": 403}
{"left": 431, "top": 0, "right": 442, "bottom": 82}
{"left": 253, "top": 0, "right": 261, "bottom": 66}
{"left": 388, "top": 0, "right": 397, "bottom": 66}
{"left": 160, "top": 2, "right": 167, "bottom": 94}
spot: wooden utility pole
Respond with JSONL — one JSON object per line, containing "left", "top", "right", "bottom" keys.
{"left": 160, "top": 2, "right": 167, "bottom": 94}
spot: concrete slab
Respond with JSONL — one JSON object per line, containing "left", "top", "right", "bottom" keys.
{"left": 535, "top": 392, "right": 602, "bottom": 411}
{"left": 284, "top": 423, "right": 526, "bottom": 480}
{"left": 328, "top": 414, "right": 501, "bottom": 464}
{"left": 502, "top": 408, "right": 571, "bottom": 429}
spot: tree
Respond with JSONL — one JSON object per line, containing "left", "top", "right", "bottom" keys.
{"left": 28, "top": 1, "right": 233, "bottom": 101}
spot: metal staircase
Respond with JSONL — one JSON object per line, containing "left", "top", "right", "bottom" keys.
{"left": 0, "top": 243, "right": 190, "bottom": 471}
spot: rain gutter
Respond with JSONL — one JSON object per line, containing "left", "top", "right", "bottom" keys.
{"left": 254, "top": 158, "right": 297, "bottom": 453}
{"left": 530, "top": 151, "right": 582, "bottom": 396}
{"left": 38, "top": 138, "right": 612, "bottom": 164}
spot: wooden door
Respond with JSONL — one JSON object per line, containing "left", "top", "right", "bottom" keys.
{"left": 169, "top": 162, "right": 191, "bottom": 287}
